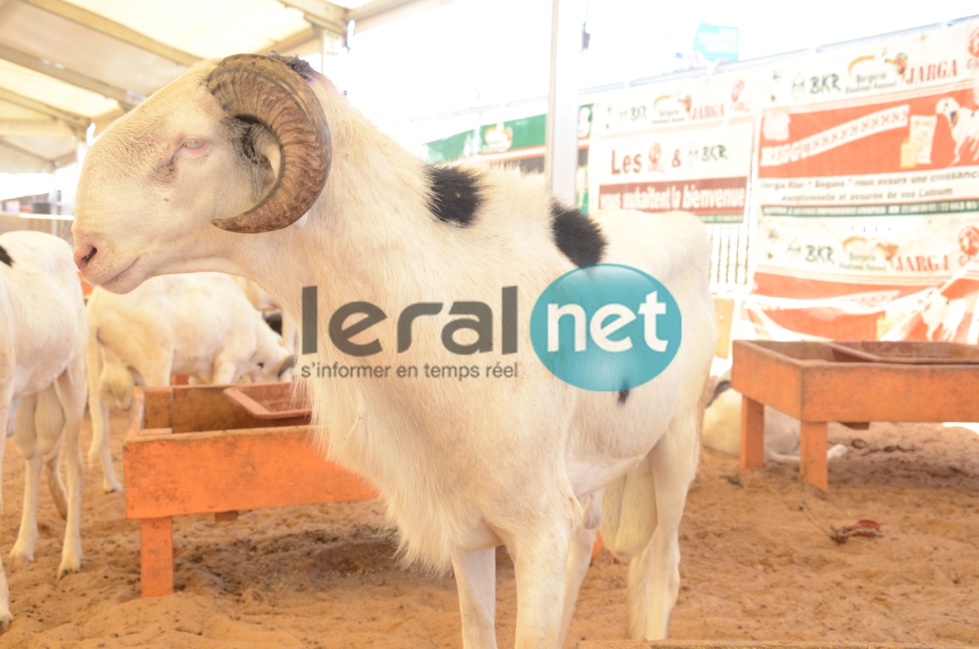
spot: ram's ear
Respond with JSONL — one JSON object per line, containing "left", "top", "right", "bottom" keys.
{"left": 207, "top": 54, "right": 331, "bottom": 234}
{"left": 227, "top": 119, "right": 280, "bottom": 203}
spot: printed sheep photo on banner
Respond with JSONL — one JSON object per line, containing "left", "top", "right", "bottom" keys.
{"left": 72, "top": 53, "right": 717, "bottom": 648}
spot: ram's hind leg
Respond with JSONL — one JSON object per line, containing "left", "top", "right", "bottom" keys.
{"left": 627, "top": 409, "right": 700, "bottom": 640}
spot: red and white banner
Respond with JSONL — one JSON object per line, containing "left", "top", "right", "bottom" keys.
{"left": 589, "top": 71, "right": 757, "bottom": 225}
{"left": 746, "top": 18, "right": 979, "bottom": 342}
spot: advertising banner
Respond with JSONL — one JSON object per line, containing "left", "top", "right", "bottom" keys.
{"left": 588, "top": 70, "right": 757, "bottom": 225}
{"left": 747, "top": 18, "right": 979, "bottom": 342}
{"left": 425, "top": 107, "right": 592, "bottom": 212}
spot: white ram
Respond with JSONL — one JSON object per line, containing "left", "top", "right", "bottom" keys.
{"left": 86, "top": 272, "right": 296, "bottom": 492}
{"left": 0, "top": 230, "right": 87, "bottom": 627}
{"left": 71, "top": 54, "right": 716, "bottom": 647}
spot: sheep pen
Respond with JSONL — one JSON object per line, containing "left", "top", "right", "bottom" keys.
{"left": 0, "top": 411, "right": 977, "bottom": 647}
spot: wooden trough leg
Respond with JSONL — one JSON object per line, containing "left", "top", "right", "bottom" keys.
{"left": 140, "top": 517, "right": 174, "bottom": 597}
{"left": 800, "top": 420, "right": 829, "bottom": 490}
{"left": 739, "top": 395, "right": 765, "bottom": 469}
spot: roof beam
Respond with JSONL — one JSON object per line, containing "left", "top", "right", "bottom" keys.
{"left": 0, "top": 138, "right": 55, "bottom": 171}
{"left": 0, "top": 86, "right": 89, "bottom": 130}
{"left": 0, "top": 117, "right": 75, "bottom": 138}
{"left": 21, "top": 0, "right": 202, "bottom": 67}
{"left": 278, "top": 0, "right": 347, "bottom": 36}
{"left": 52, "top": 147, "right": 78, "bottom": 168}
{"left": 261, "top": 25, "right": 318, "bottom": 55}
{"left": 0, "top": 42, "right": 143, "bottom": 108}
{"left": 347, "top": 0, "right": 435, "bottom": 26}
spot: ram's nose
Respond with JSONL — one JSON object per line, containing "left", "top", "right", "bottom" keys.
{"left": 74, "top": 242, "right": 98, "bottom": 270}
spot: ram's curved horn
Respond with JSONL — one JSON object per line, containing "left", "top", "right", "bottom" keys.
{"left": 207, "top": 54, "right": 331, "bottom": 233}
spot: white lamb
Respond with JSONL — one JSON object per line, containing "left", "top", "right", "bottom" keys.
{"left": 702, "top": 370, "right": 849, "bottom": 463}
{"left": 85, "top": 272, "right": 296, "bottom": 493}
{"left": 0, "top": 230, "right": 87, "bottom": 627}
{"left": 71, "top": 53, "right": 716, "bottom": 647}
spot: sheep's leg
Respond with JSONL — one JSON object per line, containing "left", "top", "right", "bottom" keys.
{"left": 557, "top": 494, "right": 601, "bottom": 648}
{"left": 89, "top": 393, "right": 120, "bottom": 493}
{"left": 627, "top": 418, "right": 700, "bottom": 640}
{"left": 31, "top": 386, "right": 69, "bottom": 521}
{"left": 55, "top": 363, "right": 86, "bottom": 579}
{"left": 0, "top": 398, "right": 10, "bottom": 626}
{"left": 0, "top": 563, "right": 8, "bottom": 629}
{"left": 450, "top": 547, "right": 498, "bottom": 649}
{"left": 44, "top": 446, "right": 68, "bottom": 520}
{"left": 4, "top": 399, "right": 16, "bottom": 438}
{"left": 10, "top": 394, "right": 41, "bottom": 566}
{"left": 0, "top": 402, "right": 7, "bottom": 514}
{"left": 210, "top": 355, "right": 240, "bottom": 386}
{"left": 508, "top": 523, "right": 573, "bottom": 648}
{"left": 87, "top": 342, "right": 123, "bottom": 493}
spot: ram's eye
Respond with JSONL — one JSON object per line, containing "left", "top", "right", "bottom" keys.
{"left": 257, "top": 362, "right": 265, "bottom": 369}
{"left": 183, "top": 137, "right": 204, "bottom": 149}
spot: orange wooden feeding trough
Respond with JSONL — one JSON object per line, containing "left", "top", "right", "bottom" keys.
{"left": 123, "top": 382, "right": 376, "bottom": 597}
{"left": 732, "top": 340, "right": 979, "bottom": 490}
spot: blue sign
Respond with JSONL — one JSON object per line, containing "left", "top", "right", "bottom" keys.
{"left": 693, "top": 23, "right": 739, "bottom": 62}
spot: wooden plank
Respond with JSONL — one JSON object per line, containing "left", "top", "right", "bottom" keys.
{"left": 140, "top": 387, "right": 172, "bottom": 430}
{"left": 124, "top": 426, "right": 376, "bottom": 519}
{"left": 169, "top": 384, "right": 308, "bottom": 433}
{"left": 734, "top": 340, "right": 979, "bottom": 424}
{"left": 576, "top": 642, "right": 971, "bottom": 649}
{"left": 799, "top": 420, "right": 828, "bottom": 490}
{"left": 739, "top": 395, "right": 765, "bottom": 469}
{"left": 802, "top": 363, "right": 979, "bottom": 423}
{"left": 139, "top": 517, "right": 173, "bottom": 597}
{"left": 731, "top": 341, "right": 804, "bottom": 418}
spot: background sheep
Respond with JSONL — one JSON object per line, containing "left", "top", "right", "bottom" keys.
{"left": 232, "top": 275, "right": 300, "bottom": 355}
{"left": 71, "top": 53, "right": 716, "bottom": 647}
{"left": 702, "top": 370, "right": 849, "bottom": 463}
{"left": 86, "top": 272, "right": 296, "bottom": 493}
{"left": 0, "top": 230, "right": 87, "bottom": 627}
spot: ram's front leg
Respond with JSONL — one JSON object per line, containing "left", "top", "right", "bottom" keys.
{"left": 451, "top": 547, "right": 498, "bottom": 649}
{"left": 558, "top": 493, "right": 602, "bottom": 648}
{"left": 0, "top": 399, "right": 9, "bottom": 627}
{"left": 507, "top": 519, "right": 574, "bottom": 648}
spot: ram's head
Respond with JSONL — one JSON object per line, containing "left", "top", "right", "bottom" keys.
{"left": 73, "top": 54, "right": 331, "bottom": 292}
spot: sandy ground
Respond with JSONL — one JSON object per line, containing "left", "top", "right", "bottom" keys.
{"left": 1, "top": 410, "right": 978, "bottom": 648}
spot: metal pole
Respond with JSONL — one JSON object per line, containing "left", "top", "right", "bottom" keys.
{"left": 544, "top": 0, "right": 581, "bottom": 207}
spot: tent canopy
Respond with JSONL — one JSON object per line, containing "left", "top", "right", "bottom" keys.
{"left": 0, "top": 0, "right": 409, "bottom": 172}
